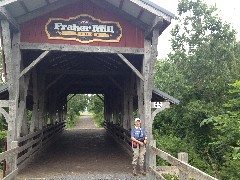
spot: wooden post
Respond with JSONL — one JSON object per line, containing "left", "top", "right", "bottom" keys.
{"left": 123, "top": 77, "right": 128, "bottom": 129}
{"left": 178, "top": 152, "right": 189, "bottom": 180}
{"left": 17, "top": 74, "right": 30, "bottom": 137}
{"left": 149, "top": 140, "right": 156, "bottom": 169}
{"left": 128, "top": 72, "right": 134, "bottom": 129}
{"left": 137, "top": 75, "right": 144, "bottom": 120}
{"left": 30, "top": 68, "right": 39, "bottom": 132}
{"left": 143, "top": 29, "right": 159, "bottom": 170}
{"left": 1, "top": 20, "right": 21, "bottom": 175}
{"left": 38, "top": 71, "right": 46, "bottom": 129}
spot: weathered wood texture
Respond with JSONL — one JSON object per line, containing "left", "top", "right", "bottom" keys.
{"left": 20, "top": 0, "right": 144, "bottom": 48}
{"left": 117, "top": 53, "right": 144, "bottom": 81}
{"left": 20, "top": 43, "right": 144, "bottom": 54}
{"left": 0, "top": 7, "right": 19, "bottom": 32}
{"left": 19, "top": 51, "right": 50, "bottom": 78}
{"left": 150, "top": 146, "right": 218, "bottom": 180}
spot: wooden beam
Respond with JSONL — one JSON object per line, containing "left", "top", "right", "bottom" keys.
{"left": 97, "top": 94, "right": 104, "bottom": 102}
{"left": 117, "top": 53, "right": 144, "bottom": 81}
{"left": 46, "top": 69, "right": 121, "bottom": 76}
{"left": 46, "top": 74, "right": 64, "bottom": 90}
{"left": 19, "top": 51, "right": 50, "bottom": 78}
{"left": 109, "top": 77, "right": 123, "bottom": 91}
{"left": 67, "top": 94, "right": 76, "bottom": 103}
{"left": 20, "top": 43, "right": 145, "bottom": 54}
{"left": 119, "top": 0, "right": 124, "bottom": 9}
{"left": 145, "top": 16, "right": 163, "bottom": 39}
{"left": 0, "top": 7, "right": 19, "bottom": 32}
{"left": 16, "top": 0, "right": 78, "bottom": 24}
{"left": 0, "top": 100, "right": 15, "bottom": 107}
{"left": 19, "top": 1, "right": 29, "bottom": 13}
{"left": 151, "top": 102, "right": 170, "bottom": 121}
{"left": 137, "top": 9, "right": 144, "bottom": 19}
{"left": 1, "top": 20, "right": 12, "bottom": 83}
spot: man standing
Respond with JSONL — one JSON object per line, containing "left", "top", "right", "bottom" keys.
{"left": 131, "top": 118, "right": 147, "bottom": 176}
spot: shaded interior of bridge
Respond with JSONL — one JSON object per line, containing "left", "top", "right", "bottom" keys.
{"left": 17, "top": 115, "right": 136, "bottom": 179}
{"left": 6, "top": 49, "right": 166, "bottom": 179}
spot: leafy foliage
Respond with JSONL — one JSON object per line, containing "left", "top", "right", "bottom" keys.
{"left": 88, "top": 95, "right": 104, "bottom": 127}
{"left": 66, "top": 94, "right": 88, "bottom": 128}
{"left": 153, "top": 0, "right": 240, "bottom": 179}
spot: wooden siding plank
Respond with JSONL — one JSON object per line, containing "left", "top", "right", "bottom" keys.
{"left": 19, "top": 0, "right": 144, "bottom": 48}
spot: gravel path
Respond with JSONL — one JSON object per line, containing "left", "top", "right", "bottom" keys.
{"left": 17, "top": 115, "right": 149, "bottom": 180}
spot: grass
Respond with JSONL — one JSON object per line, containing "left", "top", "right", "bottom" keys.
{"left": 66, "top": 114, "right": 81, "bottom": 129}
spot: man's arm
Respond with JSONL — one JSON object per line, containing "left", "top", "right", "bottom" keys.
{"left": 131, "top": 137, "right": 144, "bottom": 145}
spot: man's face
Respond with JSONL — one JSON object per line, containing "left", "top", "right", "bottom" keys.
{"left": 135, "top": 120, "right": 141, "bottom": 127}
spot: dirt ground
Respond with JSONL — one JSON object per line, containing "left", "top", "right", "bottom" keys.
{"left": 17, "top": 115, "right": 148, "bottom": 180}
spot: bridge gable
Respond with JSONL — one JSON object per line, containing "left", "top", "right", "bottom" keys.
{"left": 20, "top": 0, "right": 144, "bottom": 48}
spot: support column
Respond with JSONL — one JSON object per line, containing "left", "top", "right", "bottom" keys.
{"left": 1, "top": 20, "right": 16, "bottom": 144}
{"left": 30, "top": 68, "right": 39, "bottom": 132}
{"left": 38, "top": 72, "right": 46, "bottom": 129}
{"left": 122, "top": 77, "right": 128, "bottom": 129}
{"left": 1, "top": 20, "right": 21, "bottom": 175}
{"left": 143, "top": 29, "right": 159, "bottom": 169}
{"left": 128, "top": 72, "right": 134, "bottom": 129}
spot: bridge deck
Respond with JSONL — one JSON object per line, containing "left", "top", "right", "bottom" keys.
{"left": 17, "top": 115, "right": 148, "bottom": 179}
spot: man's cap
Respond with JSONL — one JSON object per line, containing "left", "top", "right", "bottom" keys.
{"left": 135, "top": 118, "right": 141, "bottom": 122}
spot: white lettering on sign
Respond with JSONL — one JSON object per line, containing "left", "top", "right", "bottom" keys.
{"left": 54, "top": 23, "right": 114, "bottom": 33}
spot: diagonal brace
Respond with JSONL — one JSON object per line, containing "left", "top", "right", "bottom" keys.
{"left": 117, "top": 53, "right": 144, "bottom": 81}
{"left": 19, "top": 51, "right": 50, "bottom": 78}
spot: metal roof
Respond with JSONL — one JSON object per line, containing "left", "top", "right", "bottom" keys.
{"left": 0, "top": 84, "right": 8, "bottom": 94}
{"left": 152, "top": 87, "right": 180, "bottom": 105}
{"left": 0, "top": 0, "right": 175, "bottom": 30}
{"left": 141, "top": 0, "right": 175, "bottom": 18}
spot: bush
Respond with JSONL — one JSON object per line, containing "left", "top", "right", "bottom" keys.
{"left": 0, "top": 131, "right": 6, "bottom": 153}
{"left": 154, "top": 133, "right": 214, "bottom": 176}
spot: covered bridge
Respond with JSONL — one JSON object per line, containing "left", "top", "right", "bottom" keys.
{"left": 0, "top": 0, "right": 218, "bottom": 179}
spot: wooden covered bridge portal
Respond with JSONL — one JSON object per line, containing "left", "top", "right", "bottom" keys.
{"left": 0, "top": 0, "right": 218, "bottom": 179}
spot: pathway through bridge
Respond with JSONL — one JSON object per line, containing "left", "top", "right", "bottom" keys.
{"left": 17, "top": 114, "right": 148, "bottom": 179}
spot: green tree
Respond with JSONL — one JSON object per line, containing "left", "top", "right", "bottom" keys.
{"left": 201, "top": 81, "right": 240, "bottom": 179}
{"left": 153, "top": 0, "right": 240, "bottom": 178}
{"left": 67, "top": 94, "right": 88, "bottom": 128}
{"left": 88, "top": 95, "right": 104, "bottom": 127}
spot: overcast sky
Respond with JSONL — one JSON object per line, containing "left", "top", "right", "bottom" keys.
{"left": 149, "top": 0, "right": 240, "bottom": 59}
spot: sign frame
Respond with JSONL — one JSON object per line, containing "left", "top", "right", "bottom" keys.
{"left": 45, "top": 14, "right": 123, "bottom": 44}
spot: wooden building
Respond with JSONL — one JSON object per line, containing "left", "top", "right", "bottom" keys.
{"left": 0, "top": 0, "right": 179, "bottom": 177}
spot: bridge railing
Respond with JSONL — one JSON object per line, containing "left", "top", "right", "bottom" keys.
{"left": 17, "top": 121, "right": 66, "bottom": 169}
{"left": 104, "top": 122, "right": 132, "bottom": 156}
{"left": 105, "top": 122, "right": 218, "bottom": 180}
{"left": 0, "top": 141, "right": 18, "bottom": 180}
{"left": 1, "top": 121, "right": 66, "bottom": 179}
{"left": 149, "top": 145, "right": 218, "bottom": 180}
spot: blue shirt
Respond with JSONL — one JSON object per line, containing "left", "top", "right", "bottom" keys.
{"left": 131, "top": 127, "right": 147, "bottom": 141}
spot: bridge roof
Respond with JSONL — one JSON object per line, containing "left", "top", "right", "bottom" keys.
{"left": 152, "top": 88, "right": 180, "bottom": 105}
{"left": 0, "top": 0, "right": 175, "bottom": 33}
